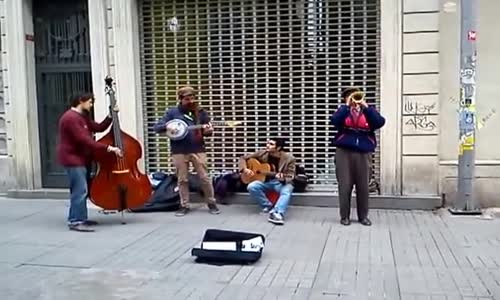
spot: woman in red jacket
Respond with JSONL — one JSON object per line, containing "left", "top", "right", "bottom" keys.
{"left": 56, "top": 93, "right": 122, "bottom": 232}
{"left": 330, "top": 87, "right": 386, "bottom": 226}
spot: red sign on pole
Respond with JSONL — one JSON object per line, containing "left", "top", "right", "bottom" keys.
{"left": 467, "top": 31, "right": 477, "bottom": 41}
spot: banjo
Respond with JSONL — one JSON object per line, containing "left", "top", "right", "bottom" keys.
{"left": 165, "top": 118, "right": 241, "bottom": 141}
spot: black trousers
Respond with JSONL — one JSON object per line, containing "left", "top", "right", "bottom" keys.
{"left": 334, "top": 147, "right": 371, "bottom": 220}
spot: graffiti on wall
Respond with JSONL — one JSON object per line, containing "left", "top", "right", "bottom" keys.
{"left": 477, "top": 108, "right": 496, "bottom": 129}
{"left": 449, "top": 96, "right": 496, "bottom": 130}
{"left": 405, "top": 115, "right": 437, "bottom": 132}
{"left": 403, "top": 97, "right": 437, "bottom": 132}
{"left": 404, "top": 100, "right": 435, "bottom": 115}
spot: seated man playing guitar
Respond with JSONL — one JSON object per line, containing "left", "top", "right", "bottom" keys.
{"left": 239, "top": 138, "right": 296, "bottom": 225}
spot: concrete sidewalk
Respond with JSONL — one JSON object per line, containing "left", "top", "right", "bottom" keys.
{"left": 0, "top": 197, "right": 499, "bottom": 300}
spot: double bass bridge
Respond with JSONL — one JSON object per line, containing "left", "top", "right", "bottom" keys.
{"left": 112, "top": 169, "right": 130, "bottom": 174}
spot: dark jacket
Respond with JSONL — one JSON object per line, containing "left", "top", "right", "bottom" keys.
{"left": 238, "top": 150, "right": 296, "bottom": 184}
{"left": 153, "top": 105, "right": 211, "bottom": 154}
{"left": 329, "top": 105, "right": 385, "bottom": 153}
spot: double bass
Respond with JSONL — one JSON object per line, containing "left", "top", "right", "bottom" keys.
{"left": 89, "top": 76, "right": 152, "bottom": 222}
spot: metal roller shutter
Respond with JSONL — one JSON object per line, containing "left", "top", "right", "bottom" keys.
{"left": 139, "top": 0, "right": 381, "bottom": 192}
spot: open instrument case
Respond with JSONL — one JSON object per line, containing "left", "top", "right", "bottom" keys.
{"left": 192, "top": 229, "right": 266, "bottom": 265}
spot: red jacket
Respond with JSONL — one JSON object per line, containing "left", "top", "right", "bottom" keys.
{"left": 56, "top": 109, "right": 112, "bottom": 167}
{"left": 330, "top": 105, "right": 385, "bottom": 153}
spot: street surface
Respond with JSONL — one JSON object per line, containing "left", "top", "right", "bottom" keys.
{"left": 0, "top": 197, "right": 499, "bottom": 299}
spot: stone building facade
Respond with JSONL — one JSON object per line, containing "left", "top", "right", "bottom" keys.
{"left": 1, "top": 0, "right": 499, "bottom": 208}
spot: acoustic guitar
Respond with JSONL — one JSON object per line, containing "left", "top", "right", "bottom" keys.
{"left": 240, "top": 158, "right": 277, "bottom": 184}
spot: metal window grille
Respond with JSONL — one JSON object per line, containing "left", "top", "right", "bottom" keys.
{"left": 139, "top": 0, "right": 381, "bottom": 191}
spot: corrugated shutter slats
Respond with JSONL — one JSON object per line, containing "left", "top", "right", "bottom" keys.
{"left": 139, "top": 0, "right": 381, "bottom": 192}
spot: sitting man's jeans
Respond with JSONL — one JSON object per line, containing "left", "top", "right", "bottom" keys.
{"left": 65, "top": 167, "right": 89, "bottom": 225}
{"left": 247, "top": 179, "right": 294, "bottom": 215}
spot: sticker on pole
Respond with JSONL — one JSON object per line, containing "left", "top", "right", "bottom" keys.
{"left": 467, "top": 31, "right": 477, "bottom": 41}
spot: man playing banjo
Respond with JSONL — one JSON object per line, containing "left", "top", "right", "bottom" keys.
{"left": 153, "top": 85, "right": 220, "bottom": 216}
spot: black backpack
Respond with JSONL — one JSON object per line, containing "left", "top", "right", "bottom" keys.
{"left": 293, "top": 165, "right": 310, "bottom": 192}
{"left": 130, "top": 175, "right": 180, "bottom": 213}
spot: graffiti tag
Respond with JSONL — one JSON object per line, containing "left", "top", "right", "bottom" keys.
{"left": 404, "top": 100, "right": 436, "bottom": 115}
{"left": 405, "top": 115, "right": 437, "bottom": 132}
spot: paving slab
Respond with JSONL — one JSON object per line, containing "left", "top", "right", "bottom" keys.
{"left": 0, "top": 197, "right": 499, "bottom": 300}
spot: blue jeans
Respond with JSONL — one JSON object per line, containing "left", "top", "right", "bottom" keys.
{"left": 247, "top": 180, "right": 294, "bottom": 215}
{"left": 65, "top": 167, "right": 89, "bottom": 225}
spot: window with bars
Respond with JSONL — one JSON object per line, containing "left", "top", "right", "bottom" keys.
{"left": 139, "top": 0, "right": 380, "bottom": 191}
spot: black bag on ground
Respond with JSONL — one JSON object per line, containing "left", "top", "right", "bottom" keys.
{"left": 191, "top": 229, "right": 266, "bottom": 266}
{"left": 129, "top": 175, "right": 180, "bottom": 212}
{"left": 213, "top": 172, "right": 243, "bottom": 204}
{"left": 293, "top": 165, "right": 310, "bottom": 192}
{"left": 188, "top": 173, "right": 205, "bottom": 197}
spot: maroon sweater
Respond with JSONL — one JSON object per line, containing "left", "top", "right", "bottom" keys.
{"left": 56, "top": 109, "right": 112, "bottom": 167}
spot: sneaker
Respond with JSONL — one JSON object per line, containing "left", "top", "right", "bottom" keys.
{"left": 175, "top": 207, "right": 190, "bottom": 217}
{"left": 68, "top": 223, "right": 95, "bottom": 232}
{"left": 83, "top": 220, "right": 99, "bottom": 226}
{"left": 268, "top": 212, "right": 284, "bottom": 225}
{"left": 208, "top": 203, "right": 220, "bottom": 215}
{"left": 260, "top": 207, "right": 272, "bottom": 214}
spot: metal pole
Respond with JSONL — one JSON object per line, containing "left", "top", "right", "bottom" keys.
{"left": 449, "top": 0, "right": 481, "bottom": 215}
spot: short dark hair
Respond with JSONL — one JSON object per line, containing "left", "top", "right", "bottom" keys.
{"left": 70, "top": 92, "right": 94, "bottom": 107}
{"left": 341, "top": 87, "right": 361, "bottom": 100}
{"left": 270, "top": 137, "right": 287, "bottom": 151}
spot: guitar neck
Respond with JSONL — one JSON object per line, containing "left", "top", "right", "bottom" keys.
{"left": 255, "top": 170, "right": 276, "bottom": 176}
{"left": 188, "top": 121, "right": 225, "bottom": 129}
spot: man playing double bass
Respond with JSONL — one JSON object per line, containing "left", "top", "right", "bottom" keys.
{"left": 153, "top": 85, "right": 220, "bottom": 217}
{"left": 57, "top": 93, "right": 122, "bottom": 232}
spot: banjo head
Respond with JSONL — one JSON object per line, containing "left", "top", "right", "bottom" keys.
{"left": 165, "top": 119, "right": 189, "bottom": 140}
